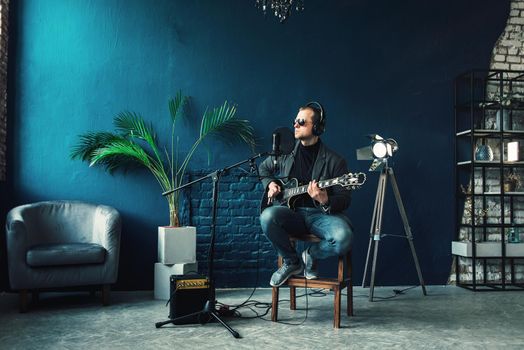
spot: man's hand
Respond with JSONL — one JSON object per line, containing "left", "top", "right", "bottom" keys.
{"left": 267, "top": 181, "right": 281, "bottom": 204}
{"left": 307, "top": 180, "right": 328, "bottom": 205}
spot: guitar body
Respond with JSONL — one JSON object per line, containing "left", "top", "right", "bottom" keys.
{"left": 259, "top": 172, "right": 366, "bottom": 214}
{"left": 260, "top": 178, "right": 299, "bottom": 213}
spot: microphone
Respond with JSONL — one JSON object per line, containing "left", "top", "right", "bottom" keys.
{"left": 272, "top": 132, "right": 281, "bottom": 167}
{"left": 269, "top": 127, "right": 294, "bottom": 171}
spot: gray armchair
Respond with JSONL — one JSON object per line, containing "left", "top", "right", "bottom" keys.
{"left": 6, "top": 200, "right": 121, "bottom": 311}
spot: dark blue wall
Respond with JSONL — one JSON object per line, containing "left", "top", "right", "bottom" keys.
{"left": 4, "top": 0, "right": 510, "bottom": 290}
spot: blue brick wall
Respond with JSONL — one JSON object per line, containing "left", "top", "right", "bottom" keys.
{"left": 187, "top": 169, "right": 276, "bottom": 287}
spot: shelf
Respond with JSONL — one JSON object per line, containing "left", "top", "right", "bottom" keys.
{"left": 456, "top": 129, "right": 524, "bottom": 137}
{"left": 457, "top": 160, "right": 524, "bottom": 167}
{"left": 452, "top": 241, "right": 524, "bottom": 258}
{"left": 483, "top": 191, "right": 524, "bottom": 196}
{"left": 458, "top": 223, "right": 524, "bottom": 228}
{"left": 458, "top": 192, "right": 524, "bottom": 196}
{"left": 455, "top": 103, "right": 524, "bottom": 111}
{"left": 461, "top": 191, "right": 524, "bottom": 195}
{"left": 456, "top": 283, "right": 524, "bottom": 291}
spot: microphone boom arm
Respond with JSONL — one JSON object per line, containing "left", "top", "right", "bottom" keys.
{"left": 162, "top": 152, "right": 271, "bottom": 196}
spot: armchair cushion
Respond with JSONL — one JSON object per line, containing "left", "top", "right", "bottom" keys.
{"left": 26, "top": 243, "right": 106, "bottom": 267}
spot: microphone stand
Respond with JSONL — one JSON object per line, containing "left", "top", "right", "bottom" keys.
{"left": 155, "top": 152, "right": 269, "bottom": 338}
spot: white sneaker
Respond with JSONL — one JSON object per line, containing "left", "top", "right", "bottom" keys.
{"left": 302, "top": 248, "right": 318, "bottom": 280}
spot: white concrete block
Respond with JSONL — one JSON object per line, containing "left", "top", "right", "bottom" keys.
{"left": 158, "top": 226, "right": 196, "bottom": 264}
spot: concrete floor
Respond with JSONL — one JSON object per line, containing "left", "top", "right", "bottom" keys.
{"left": 0, "top": 286, "right": 523, "bottom": 349}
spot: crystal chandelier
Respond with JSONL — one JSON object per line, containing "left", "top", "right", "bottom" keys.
{"left": 255, "top": 0, "right": 305, "bottom": 23}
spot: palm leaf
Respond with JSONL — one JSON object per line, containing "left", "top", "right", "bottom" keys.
{"left": 176, "top": 101, "right": 256, "bottom": 177}
{"left": 114, "top": 111, "right": 157, "bottom": 144}
{"left": 70, "top": 132, "right": 121, "bottom": 162}
{"left": 90, "top": 139, "right": 152, "bottom": 168}
{"left": 90, "top": 138, "right": 167, "bottom": 182}
{"left": 114, "top": 111, "right": 166, "bottom": 173}
{"left": 169, "top": 91, "right": 188, "bottom": 187}
{"left": 168, "top": 90, "right": 188, "bottom": 124}
{"left": 199, "top": 101, "right": 256, "bottom": 150}
{"left": 204, "top": 119, "right": 256, "bottom": 150}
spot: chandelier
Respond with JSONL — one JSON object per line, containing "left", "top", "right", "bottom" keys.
{"left": 255, "top": 0, "right": 305, "bottom": 23}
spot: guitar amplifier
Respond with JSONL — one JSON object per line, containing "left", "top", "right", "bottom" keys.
{"left": 169, "top": 274, "right": 210, "bottom": 324}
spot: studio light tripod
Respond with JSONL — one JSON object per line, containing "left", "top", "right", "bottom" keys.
{"left": 361, "top": 161, "right": 427, "bottom": 301}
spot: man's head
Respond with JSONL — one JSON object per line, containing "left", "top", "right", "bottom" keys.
{"left": 294, "top": 104, "right": 324, "bottom": 145}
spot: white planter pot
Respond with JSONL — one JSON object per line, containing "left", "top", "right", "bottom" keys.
{"left": 154, "top": 262, "right": 198, "bottom": 300}
{"left": 158, "top": 226, "right": 197, "bottom": 264}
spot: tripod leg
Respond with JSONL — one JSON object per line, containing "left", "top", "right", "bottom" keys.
{"left": 388, "top": 168, "right": 427, "bottom": 295}
{"left": 362, "top": 237, "right": 374, "bottom": 288}
{"left": 368, "top": 170, "right": 387, "bottom": 301}
{"left": 369, "top": 235, "right": 380, "bottom": 302}
{"left": 155, "top": 308, "right": 208, "bottom": 328}
{"left": 209, "top": 310, "right": 241, "bottom": 338}
{"left": 362, "top": 174, "right": 385, "bottom": 288}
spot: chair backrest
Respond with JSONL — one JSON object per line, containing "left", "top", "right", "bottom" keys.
{"left": 10, "top": 201, "right": 99, "bottom": 245}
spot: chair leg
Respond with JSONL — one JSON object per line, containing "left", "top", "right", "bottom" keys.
{"left": 271, "top": 287, "right": 279, "bottom": 322}
{"left": 19, "top": 290, "right": 28, "bottom": 313}
{"left": 102, "top": 284, "right": 110, "bottom": 306}
{"left": 334, "top": 286, "right": 341, "bottom": 328}
{"left": 290, "top": 286, "right": 296, "bottom": 310}
{"left": 346, "top": 251, "right": 353, "bottom": 316}
{"left": 348, "top": 279, "right": 354, "bottom": 316}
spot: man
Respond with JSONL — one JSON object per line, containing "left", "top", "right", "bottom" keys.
{"left": 259, "top": 102, "right": 353, "bottom": 287}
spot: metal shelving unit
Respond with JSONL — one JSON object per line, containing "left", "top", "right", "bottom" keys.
{"left": 453, "top": 69, "right": 524, "bottom": 291}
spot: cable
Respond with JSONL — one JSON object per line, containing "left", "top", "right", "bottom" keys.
{"left": 368, "top": 285, "right": 418, "bottom": 300}
{"left": 225, "top": 284, "right": 418, "bottom": 324}
{"left": 215, "top": 241, "right": 327, "bottom": 325}
{"left": 341, "top": 285, "right": 419, "bottom": 299}
{"left": 214, "top": 228, "right": 264, "bottom": 318}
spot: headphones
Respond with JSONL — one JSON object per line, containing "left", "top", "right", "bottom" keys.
{"left": 306, "top": 101, "right": 326, "bottom": 136}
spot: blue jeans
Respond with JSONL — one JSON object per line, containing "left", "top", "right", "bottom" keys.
{"left": 260, "top": 206, "right": 353, "bottom": 264}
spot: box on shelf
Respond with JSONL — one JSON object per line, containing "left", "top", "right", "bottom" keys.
{"left": 452, "top": 241, "right": 524, "bottom": 258}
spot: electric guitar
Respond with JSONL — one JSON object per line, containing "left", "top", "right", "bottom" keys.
{"left": 260, "top": 172, "right": 366, "bottom": 212}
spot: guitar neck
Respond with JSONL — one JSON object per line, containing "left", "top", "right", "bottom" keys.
{"left": 283, "top": 178, "right": 339, "bottom": 200}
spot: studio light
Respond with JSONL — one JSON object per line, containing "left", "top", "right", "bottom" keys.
{"left": 356, "top": 134, "right": 399, "bottom": 171}
{"left": 358, "top": 133, "right": 426, "bottom": 301}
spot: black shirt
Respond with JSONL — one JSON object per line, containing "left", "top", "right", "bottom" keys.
{"left": 288, "top": 140, "right": 321, "bottom": 208}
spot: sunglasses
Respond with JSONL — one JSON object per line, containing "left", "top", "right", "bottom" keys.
{"left": 293, "top": 118, "right": 309, "bottom": 127}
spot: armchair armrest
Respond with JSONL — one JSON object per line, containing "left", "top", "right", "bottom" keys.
{"left": 6, "top": 209, "right": 30, "bottom": 289}
{"left": 92, "top": 205, "right": 121, "bottom": 255}
{"left": 91, "top": 205, "right": 121, "bottom": 284}
{"left": 6, "top": 208, "right": 29, "bottom": 255}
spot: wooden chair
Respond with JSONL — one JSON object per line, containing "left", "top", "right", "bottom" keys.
{"left": 271, "top": 233, "right": 353, "bottom": 328}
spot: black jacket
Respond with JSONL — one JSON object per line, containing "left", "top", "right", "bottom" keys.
{"left": 259, "top": 140, "right": 352, "bottom": 213}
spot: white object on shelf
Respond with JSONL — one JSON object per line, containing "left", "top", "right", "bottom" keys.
{"left": 452, "top": 241, "right": 524, "bottom": 257}
{"left": 507, "top": 141, "right": 519, "bottom": 162}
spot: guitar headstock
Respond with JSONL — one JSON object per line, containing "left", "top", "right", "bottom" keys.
{"left": 339, "top": 172, "right": 366, "bottom": 189}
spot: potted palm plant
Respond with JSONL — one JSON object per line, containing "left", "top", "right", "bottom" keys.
{"left": 71, "top": 91, "right": 256, "bottom": 265}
